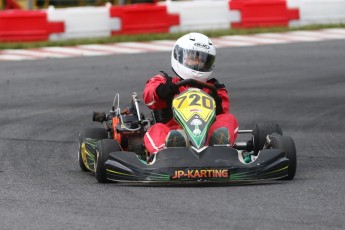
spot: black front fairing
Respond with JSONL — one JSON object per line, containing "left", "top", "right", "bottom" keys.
{"left": 104, "top": 147, "right": 289, "bottom": 183}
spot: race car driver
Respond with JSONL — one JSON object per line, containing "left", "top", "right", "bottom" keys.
{"left": 143, "top": 32, "right": 238, "bottom": 154}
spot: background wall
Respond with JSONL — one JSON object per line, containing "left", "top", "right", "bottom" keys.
{"left": 1, "top": 0, "right": 345, "bottom": 42}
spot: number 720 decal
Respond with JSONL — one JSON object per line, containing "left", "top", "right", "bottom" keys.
{"left": 175, "top": 93, "right": 215, "bottom": 110}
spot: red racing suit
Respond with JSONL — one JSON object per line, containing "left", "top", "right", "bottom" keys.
{"left": 143, "top": 73, "right": 238, "bottom": 154}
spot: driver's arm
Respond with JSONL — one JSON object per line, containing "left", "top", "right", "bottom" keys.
{"left": 217, "top": 88, "right": 230, "bottom": 114}
{"left": 143, "top": 75, "right": 172, "bottom": 110}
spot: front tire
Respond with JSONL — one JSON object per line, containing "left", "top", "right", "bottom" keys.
{"left": 78, "top": 127, "right": 108, "bottom": 172}
{"left": 252, "top": 123, "right": 282, "bottom": 155}
{"left": 269, "top": 134, "right": 297, "bottom": 180}
{"left": 95, "top": 139, "right": 121, "bottom": 183}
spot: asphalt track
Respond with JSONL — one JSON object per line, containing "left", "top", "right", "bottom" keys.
{"left": 0, "top": 39, "right": 345, "bottom": 230}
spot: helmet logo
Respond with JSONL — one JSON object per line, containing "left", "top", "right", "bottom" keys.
{"left": 194, "top": 43, "right": 210, "bottom": 49}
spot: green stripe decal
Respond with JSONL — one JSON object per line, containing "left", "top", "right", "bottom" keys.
{"left": 84, "top": 149, "right": 95, "bottom": 160}
{"left": 262, "top": 166, "right": 288, "bottom": 176}
{"left": 106, "top": 169, "right": 135, "bottom": 177}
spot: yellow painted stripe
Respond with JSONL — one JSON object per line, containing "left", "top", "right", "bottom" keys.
{"left": 106, "top": 169, "right": 135, "bottom": 177}
{"left": 263, "top": 166, "right": 288, "bottom": 176}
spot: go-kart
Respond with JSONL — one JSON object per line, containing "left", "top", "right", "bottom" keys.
{"left": 78, "top": 79, "right": 297, "bottom": 184}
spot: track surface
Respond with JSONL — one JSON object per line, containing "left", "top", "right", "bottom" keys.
{"left": 1, "top": 40, "right": 345, "bottom": 230}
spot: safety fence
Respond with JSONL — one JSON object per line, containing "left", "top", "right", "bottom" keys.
{"left": 0, "top": 0, "right": 158, "bottom": 10}
{"left": 1, "top": 0, "right": 345, "bottom": 42}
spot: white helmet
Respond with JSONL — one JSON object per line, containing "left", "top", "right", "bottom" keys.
{"left": 171, "top": 32, "right": 216, "bottom": 82}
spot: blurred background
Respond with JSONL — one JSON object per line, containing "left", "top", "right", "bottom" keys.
{"left": 1, "top": 0, "right": 160, "bottom": 10}
{"left": 1, "top": 0, "right": 344, "bottom": 45}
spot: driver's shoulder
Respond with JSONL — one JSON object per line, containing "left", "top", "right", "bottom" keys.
{"left": 156, "top": 70, "right": 179, "bottom": 82}
{"left": 207, "top": 78, "right": 226, "bottom": 89}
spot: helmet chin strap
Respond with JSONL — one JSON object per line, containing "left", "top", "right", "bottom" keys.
{"left": 192, "top": 71, "right": 206, "bottom": 81}
{"left": 192, "top": 71, "right": 207, "bottom": 82}
{"left": 192, "top": 71, "right": 199, "bottom": 77}
{"left": 172, "top": 66, "right": 205, "bottom": 81}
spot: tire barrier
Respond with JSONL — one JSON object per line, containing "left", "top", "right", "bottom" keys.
{"left": 110, "top": 3, "right": 179, "bottom": 35}
{"left": 230, "top": 0, "right": 299, "bottom": 28}
{"left": 287, "top": 0, "right": 345, "bottom": 26}
{"left": 0, "top": 10, "right": 64, "bottom": 42}
{"left": 165, "top": 0, "right": 240, "bottom": 32}
{"left": 1, "top": 0, "right": 345, "bottom": 42}
{"left": 47, "top": 5, "right": 116, "bottom": 40}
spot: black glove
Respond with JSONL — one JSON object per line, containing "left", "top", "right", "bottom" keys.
{"left": 156, "top": 80, "right": 179, "bottom": 100}
{"left": 213, "top": 94, "right": 223, "bottom": 115}
{"left": 93, "top": 111, "right": 107, "bottom": 123}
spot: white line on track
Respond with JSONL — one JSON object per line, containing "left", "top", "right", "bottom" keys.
{"left": 44, "top": 47, "right": 114, "bottom": 56}
{"left": 221, "top": 35, "right": 288, "bottom": 44}
{"left": 211, "top": 38, "right": 257, "bottom": 47}
{"left": 0, "top": 54, "right": 36, "bottom": 60}
{"left": 1, "top": 28, "right": 345, "bottom": 62}
{"left": 253, "top": 33, "right": 320, "bottom": 42}
{"left": 114, "top": 42, "right": 172, "bottom": 51}
{"left": 2, "top": 49, "right": 75, "bottom": 59}
{"left": 289, "top": 31, "right": 345, "bottom": 40}
{"left": 93, "top": 44, "right": 147, "bottom": 53}
{"left": 149, "top": 40, "right": 176, "bottom": 47}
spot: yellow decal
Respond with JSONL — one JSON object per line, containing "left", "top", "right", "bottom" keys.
{"left": 81, "top": 143, "right": 94, "bottom": 171}
{"left": 171, "top": 169, "right": 229, "bottom": 179}
{"left": 106, "top": 169, "right": 135, "bottom": 177}
{"left": 172, "top": 89, "right": 215, "bottom": 122}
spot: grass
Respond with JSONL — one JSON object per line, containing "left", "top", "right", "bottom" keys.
{"left": 0, "top": 23, "right": 344, "bottom": 50}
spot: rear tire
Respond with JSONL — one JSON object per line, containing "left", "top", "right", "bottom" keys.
{"left": 78, "top": 127, "right": 108, "bottom": 172}
{"left": 95, "top": 139, "right": 121, "bottom": 183}
{"left": 269, "top": 134, "right": 297, "bottom": 180}
{"left": 252, "top": 123, "right": 282, "bottom": 155}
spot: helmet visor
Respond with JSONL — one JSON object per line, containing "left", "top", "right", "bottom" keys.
{"left": 174, "top": 45, "right": 215, "bottom": 72}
